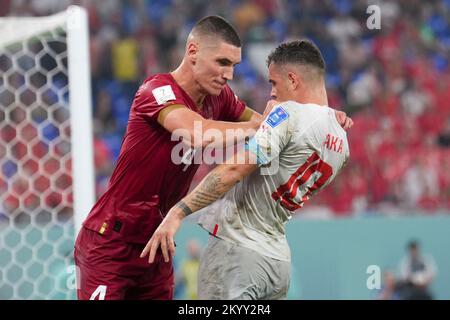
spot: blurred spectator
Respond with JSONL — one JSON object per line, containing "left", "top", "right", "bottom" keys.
{"left": 437, "top": 117, "right": 450, "bottom": 148}
{"left": 112, "top": 34, "right": 139, "bottom": 82}
{"left": 93, "top": 89, "right": 118, "bottom": 134}
{"left": 397, "top": 240, "right": 437, "bottom": 300}
{"left": 402, "top": 155, "right": 439, "bottom": 211}
{"left": 400, "top": 80, "right": 432, "bottom": 118}
{"left": 376, "top": 270, "right": 402, "bottom": 300}
{"left": 326, "top": 10, "right": 361, "bottom": 45}
{"left": 176, "top": 239, "right": 202, "bottom": 300}
{"left": 233, "top": 1, "right": 266, "bottom": 35}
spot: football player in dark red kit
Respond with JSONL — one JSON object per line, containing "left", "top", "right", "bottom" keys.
{"left": 74, "top": 15, "right": 352, "bottom": 300}
{"left": 74, "top": 16, "right": 263, "bottom": 300}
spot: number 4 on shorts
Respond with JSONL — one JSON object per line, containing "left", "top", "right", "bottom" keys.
{"left": 90, "top": 285, "right": 107, "bottom": 300}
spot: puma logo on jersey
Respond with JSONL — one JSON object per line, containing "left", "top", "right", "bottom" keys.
{"left": 324, "top": 133, "right": 344, "bottom": 153}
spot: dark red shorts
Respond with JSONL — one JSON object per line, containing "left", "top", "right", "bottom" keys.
{"left": 74, "top": 227, "right": 174, "bottom": 300}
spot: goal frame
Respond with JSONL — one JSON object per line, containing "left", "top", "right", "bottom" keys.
{"left": 65, "top": 5, "right": 95, "bottom": 235}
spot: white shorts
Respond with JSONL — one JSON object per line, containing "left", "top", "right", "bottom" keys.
{"left": 198, "top": 235, "right": 290, "bottom": 300}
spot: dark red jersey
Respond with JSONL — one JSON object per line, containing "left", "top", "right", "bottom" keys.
{"left": 83, "top": 74, "right": 246, "bottom": 243}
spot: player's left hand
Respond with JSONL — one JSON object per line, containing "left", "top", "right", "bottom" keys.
{"left": 335, "top": 110, "right": 353, "bottom": 130}
{"left": 263, "top": 99, "right": 280, "bottom": 119}
{"left": 140, "top": 209, "right": 183, "bottom": 264}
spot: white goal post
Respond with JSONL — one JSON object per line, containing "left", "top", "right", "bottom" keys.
{"left": 0, "top": 6, "right": 94, "bottom": 299}
{"left": 66, "top": 6, "right": 95, "bottom": 234}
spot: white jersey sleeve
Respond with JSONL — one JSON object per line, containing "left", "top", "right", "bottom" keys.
{"left": 245, "top": 104, "right": 291, "bottom": 165}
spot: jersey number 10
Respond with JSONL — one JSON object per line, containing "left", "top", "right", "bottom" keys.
{"left": 271, "top": 152, "right": 333, "bottom": 211}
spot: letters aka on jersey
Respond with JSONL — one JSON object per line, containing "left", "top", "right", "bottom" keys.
{"left": 324, "top": 133, "right": 344, "bottom": 153}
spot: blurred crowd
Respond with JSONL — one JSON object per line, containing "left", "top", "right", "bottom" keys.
{"left": 376, "top": 240, "right": 437, "bottom": 300}
{"left": 2, "top": 0, "right": 450, "bottom": 217}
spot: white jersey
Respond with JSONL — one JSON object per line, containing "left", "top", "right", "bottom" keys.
{"left": 198, "top": 101, "right": 350, "bottom": 261}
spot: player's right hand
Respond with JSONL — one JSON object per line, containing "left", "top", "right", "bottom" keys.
{"left": 140, "top": 209, "right": 183, "bottom": 264}
{"left": 335, "top": 110, "right": 353, "bottom": 130}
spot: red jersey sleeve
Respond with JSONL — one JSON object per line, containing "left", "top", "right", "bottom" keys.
{"left": 133, "top": 78, "right": 187, "bottom": 121}
{"left": 219, "top": 85, "right": 246, "bottom": 121}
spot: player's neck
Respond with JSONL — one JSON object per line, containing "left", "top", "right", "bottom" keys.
{"left": 171, "top": 64, "right": 206, "bottom": 107}
{"left": 298, "top": 84, "right": 328, "bottom": 106}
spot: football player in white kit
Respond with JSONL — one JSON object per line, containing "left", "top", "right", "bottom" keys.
{"left": 141, "top": 40, "right": 351, "bottom": 299}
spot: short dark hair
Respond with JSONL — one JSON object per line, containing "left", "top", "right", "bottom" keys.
{"left": 408, "top": 240, "right": 419, "bottom": 250}
{"left": 191, "top": 16, "right": 241, "bottom": 47}
{"left": 267, "top": 40, "right": 326, "bottom": 74}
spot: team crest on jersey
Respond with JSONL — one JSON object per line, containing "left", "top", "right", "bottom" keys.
{"left": 152, "top": 85, "right": 176, "bottom": 105}
{"left": 265, "top": 106, "right": 288, "bottom": 128}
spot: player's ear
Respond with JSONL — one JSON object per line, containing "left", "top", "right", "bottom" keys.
{"left": 288, "top": 71, "right": 300, "bottom": 90}
{"left": 187, "top": 42, "right": 199, "bottom": 64}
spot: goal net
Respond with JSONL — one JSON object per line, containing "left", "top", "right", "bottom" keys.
{"left": 0, "top": 6, "right": 94, "bottom": 299}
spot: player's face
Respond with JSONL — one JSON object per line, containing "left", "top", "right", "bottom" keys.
{"left": 194, "top": 41, "right": 241, "bottom": 96}
{"left": 268, "top": 63, "right": 295, "bottom": 101}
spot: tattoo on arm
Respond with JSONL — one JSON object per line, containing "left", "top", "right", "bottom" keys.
{"left": 189, "top": 190, "right": 219, "bottom": 208}
{"left": 186, "top": 170, "right": 239, "bottom": 212}
{"left": 176, "top": 200, "right": 193, "bottom": 216}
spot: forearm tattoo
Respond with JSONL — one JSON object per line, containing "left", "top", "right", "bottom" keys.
{"left": 183, "top": 169, "right": 239, "bottom": 214}
{"left": 189, "top": 172, "right": 223, "bottom": 209}
{"left": 176, "top": 200, "right": 193, "bottom": 216}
